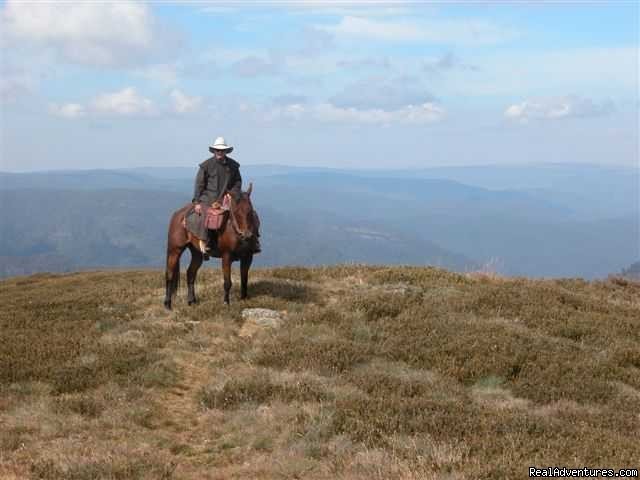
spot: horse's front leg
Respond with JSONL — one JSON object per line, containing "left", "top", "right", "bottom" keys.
{"left": 240, "top": 254, "right": 253, "bottom": 300}
{"left": 186, "top": 245, "right": 203, "bottom": 305}
{"left": 222, "top": 252, "right": 232, "bottom": 305}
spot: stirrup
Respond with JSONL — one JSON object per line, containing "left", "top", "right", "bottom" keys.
{"left": 208, "top": 234, "right": 221, "bottom": 257}
{"left": 198, "top": 239, "right": 208, "bottom": 255}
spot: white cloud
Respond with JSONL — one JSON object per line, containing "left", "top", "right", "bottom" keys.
{"left": 229, "top": 28, "right": 334, "bottom": 77}
{"left": 423, "top": 52, "right": 479, "bottom": 74}
{"left": 272, "top": 94, "right": 309, "bottom": 106}
{"left": 337, "top": 56, "right": 391, "bottom": 70}
{"left": 319, "top": 15, "right": 518, "bottom": 45}
{"left": 170, "top": 89, "right": 202, "bottom": 114}
{"left": 290, "top": 3, "right": 415, "bottom": 17}
{"left": 199, "top": 47, "right": 260, "bottom": 66}
{"left": 135, "top": 63, "right": 180, "bottom": 87}
{"left": 251, "top": 100, "right": 445, "bottom": 125}
{"left": 314, "top": 102, "right": 445, "bottom": 125}
{"left": 231, "top": 55, "right": 279, "bottom": 77}
{"left": 46, "top": 87, "right": 200, "bottom": 118}
{"left": 201, "top": 2, "right": 415, "bottom": 18}
{"left": 321, "top": 16, "right": 421, "bottom": 41}
{"left": 443, "top": 47, "right": 637, "bottom": 98}
{"left": 280, "top": 54, "right": 340, "bottom": 76}
{"left": 48, "top": 103, "right": 86, "bottom": 118}
{"left": 2, "top": 0, "right": 170, "bottom": 67}
{"left": 505, "top": 95, "right": 615, "bottom": 122}
{"left": 330, "top": 75, "right": 435, "bottom": 111}
{"left": 200, "top": 42, "right": 338, "bottom": 77}
{"left": 0, "top": 66, "right": 37, "bottom": 103}
{"left": 90, "top": 87, "right": 155, "bottom": 115}
{"left": 199, "top": 6, "right": 237, "bottom": 15}
{"left": 290, "top": 26, "right": 335, "bottom": 57}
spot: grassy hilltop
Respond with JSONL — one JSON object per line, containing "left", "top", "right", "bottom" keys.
{"left": 1, "top": 266, "right": 639, "bottom": 479}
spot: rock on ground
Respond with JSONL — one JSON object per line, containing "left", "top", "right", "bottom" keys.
{"left": 239, "top": 308, "right": 284, "bottom": 337}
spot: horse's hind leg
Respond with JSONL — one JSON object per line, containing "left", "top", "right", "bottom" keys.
{"left": 186, "top": 244, "right": 203, "bottom": 306}
{"left": 164, "top": 245, "right": 185, "bottom": 310}
{"left": 240, "top": 254, "right": 253, "bottom": 300}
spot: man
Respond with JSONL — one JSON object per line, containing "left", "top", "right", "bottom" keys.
{"left": 192, "top": 137, "right": 260, "bottom": 254}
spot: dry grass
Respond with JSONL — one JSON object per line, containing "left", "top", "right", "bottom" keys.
{"left": 1, "top": 265, "right": 639, "bottom": 479}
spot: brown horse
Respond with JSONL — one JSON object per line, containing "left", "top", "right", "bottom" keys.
{"left": 164, "top": 184, "right": 258, "bottom": 309}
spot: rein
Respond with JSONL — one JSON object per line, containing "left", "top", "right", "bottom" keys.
{"left": 228, "top": 206, "right": 246, "bottom": 237}
{"left": 226, "top": 194, "right": 252, "bottom": 239}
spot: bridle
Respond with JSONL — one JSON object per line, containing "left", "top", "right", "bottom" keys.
{"left": 226, "top": 193, "right": 253, "bottom": 240}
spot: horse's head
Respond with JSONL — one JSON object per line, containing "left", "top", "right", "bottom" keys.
{"left": 228, "top": 183, "right": 257, "bottom": 242}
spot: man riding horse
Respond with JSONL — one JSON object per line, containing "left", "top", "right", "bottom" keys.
{"left": 164, "top": 136, "right": 260, "bottom": 308}
{"left": 192, "top": 136, "right": 260, "bottom": 256}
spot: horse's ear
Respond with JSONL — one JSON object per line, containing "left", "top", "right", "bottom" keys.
{"left": 246, "top": 182, "right": 253, "bottom": 197}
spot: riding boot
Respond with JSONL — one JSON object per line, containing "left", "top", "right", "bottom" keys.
{"left": 207, "top": 229, "right": 220, "bottom": 256}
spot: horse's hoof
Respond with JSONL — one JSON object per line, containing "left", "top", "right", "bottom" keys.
{"left": 164, "top": 301, "right": 172, "bottom": 310}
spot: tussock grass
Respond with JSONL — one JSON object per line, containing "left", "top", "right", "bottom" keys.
{"left": 248, "top": 278, "right": 320, "bottom": 303}
{"left": 52, "top": 393, "right": 106, "bottom": 418}
{"left": 30, "top": 454, "right": 176, "bottom": 480}
{"left": 2, "top": 266, "right": 639, "bottom": 479}
{"left": 199, "top": 368, "right": 330, "bottom": 409}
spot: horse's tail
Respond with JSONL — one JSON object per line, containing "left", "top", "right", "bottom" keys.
{"left": 166, "top": 208, "right": 187, "bottom": 302}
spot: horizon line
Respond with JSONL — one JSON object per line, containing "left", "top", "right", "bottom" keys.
{"left": 1, "top": 161, "right": 637, "bottom": 175}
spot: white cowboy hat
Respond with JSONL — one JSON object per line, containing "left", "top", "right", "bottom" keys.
{"left": 209, "top": 136, "right": 233, "bottom": 154}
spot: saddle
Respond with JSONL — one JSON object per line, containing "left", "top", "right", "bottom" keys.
{"left": 183, "top": 196, "right": 231, "bottom": 255}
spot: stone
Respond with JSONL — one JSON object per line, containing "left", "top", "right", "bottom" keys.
{"left": 239, "top": 308, "right": 284, "bottom": 337}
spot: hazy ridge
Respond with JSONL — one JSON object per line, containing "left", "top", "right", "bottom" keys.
{"left": 0, "top": 163, "right": 637, "bottom": 278}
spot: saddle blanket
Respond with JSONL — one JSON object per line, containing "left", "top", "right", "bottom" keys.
{"left": 183, "top": 196, "right": 230, "bottom": 252}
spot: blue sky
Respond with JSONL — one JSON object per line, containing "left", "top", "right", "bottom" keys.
{"left": 1, "top": 1, "right": 638, "bottom": 171}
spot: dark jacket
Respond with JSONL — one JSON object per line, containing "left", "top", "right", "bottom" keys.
{"left": 192, "top": 156, "right": 242, "bottom": 205}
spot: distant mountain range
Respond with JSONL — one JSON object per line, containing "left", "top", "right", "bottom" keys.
{"left": 620, "top": 261, "right": 640, "bottom": 280}
{"left": 1, "top": 163, "right": 637, "bottom": 278}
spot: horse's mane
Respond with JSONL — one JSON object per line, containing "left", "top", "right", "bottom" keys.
{"left": 233, "top": 189, "right": 252, "bottom": 203}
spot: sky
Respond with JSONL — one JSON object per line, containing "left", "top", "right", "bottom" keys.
{"left": 0, "top": 1, "right": 638, "bottom": 172}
